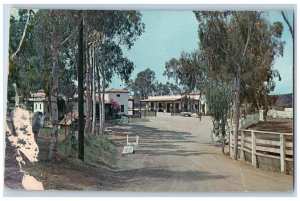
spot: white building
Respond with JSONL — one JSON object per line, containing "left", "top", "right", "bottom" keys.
{"left": 30, "top": 88, "right": 130, "bottom": 121}
{"left": 72, "top": 88, "right": 130, "bottom": 116}
{"left": 28, "top": 90, "right": 49, "bottom": 117}
{"left": 104, "top": 88, "right": 129, "bottom": 115}
{"left": 140, "top": 92, "right": 208, "bottom": 115}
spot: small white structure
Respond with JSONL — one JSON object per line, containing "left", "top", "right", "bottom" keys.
{"left": 123, "top": 135, "right": 139, "bottom": 155}
{"left": 127, "top": 135, "right": 139, "bottom": 147}
{"left": 28, "top": 90, "right": 49, "bottom": 117}
{"left": 122, "top": 146, "right": 134, "bottom": 155}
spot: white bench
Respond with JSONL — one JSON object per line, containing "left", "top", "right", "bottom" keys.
{"left": 127, "top": 135, "right": 139, "bottom": 146}
{"left": 122, "top": 145, "right": 134, "bottom": 155}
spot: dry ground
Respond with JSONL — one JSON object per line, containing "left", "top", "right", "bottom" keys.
{"left": 4, "top": 113, "right": 294, "bottom": 193}
{"left": 247, "top": 118, "right": 293, "bottom": 133}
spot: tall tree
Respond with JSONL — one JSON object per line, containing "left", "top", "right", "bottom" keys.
{"left": 164, "top": 50, "right": 205, "bottom": 94}
{"left": 128, "top": 68, "right": 156, "bottom": 100}
{"left": 47, "top": 10, "right": 60, "bottom": 160}
{"left": 8, "top": 9, "right": 49, "bottom": 105}
{"left": 83, "top": 10, "right": 144, "bottom": 135}
{"left": 85, "top": 42, "right": 91, "bottom": 135}
{"left": 154, "top": 82, "right": 171, "bottom": 96}
{"left": 194, "top": 11, "right": 284, "bottom": 160}
{"left": 91, "top": 44, "right": 97, "bottom": 135}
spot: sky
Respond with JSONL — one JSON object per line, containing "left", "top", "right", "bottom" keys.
{"left": 110, "top": 10, "right": 294, "bottom": 95}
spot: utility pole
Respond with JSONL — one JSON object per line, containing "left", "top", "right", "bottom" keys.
{"left": 77, "top": 14, "right": 84, "bottom": 161}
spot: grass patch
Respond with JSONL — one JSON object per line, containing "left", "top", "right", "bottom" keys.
{"left": 83, "top": 135, "right": 118, "bottom": 167}
{"left": 39, "top": 127, "right": 65, "bottom": 137}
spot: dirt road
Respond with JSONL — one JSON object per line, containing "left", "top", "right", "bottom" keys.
{"left": 110, "top": 113, "right": 293, "bottom": 192}
{"left": 4, "top": 112, "right": 294, "bottom": 192}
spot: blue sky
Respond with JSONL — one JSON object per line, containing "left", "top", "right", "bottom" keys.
{"left": 111, "top": 11, "right": 294, "bottom": 95}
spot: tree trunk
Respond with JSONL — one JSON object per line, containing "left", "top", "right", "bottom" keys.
{"left": 12, "top": 83, "right": 19, "bottom": 106}
{"left": 101, "top": 76, "right": 106, "bottom": 135}
{"left": 96, "top": 64, "right": 101, "bottom": 135}
{"left": 48, "top": 10, "right": 59, "bottom": 160}
{"left": 85, "top": 44, "right": 91, "bottom": 135}
{"left": 77, "top": 16, "right": 84, "bottom": 161}
{"left": 92, "top": 45, "right": 96, "bottom": 135}
{"left": 233, "top": 64, "right": 241, "bottom": 160}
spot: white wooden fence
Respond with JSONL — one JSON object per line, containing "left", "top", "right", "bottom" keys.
{"left": 267, "top": 109, "right": 293, "bottom": 119}
{"left": 229, "top": 129, "right": 293, "bottom": 173}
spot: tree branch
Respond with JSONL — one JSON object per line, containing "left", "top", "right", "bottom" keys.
{"left": 58, "top": 29, "right": 77, "bottom": 48}
{"left": 281, "top": 11, "right": 293, "bottom": 39}
{"left": 10, "top": 10, "right": 30, "bottom": 60}
{"left": 242, "top": 14, "right": 253, "bottom": 58}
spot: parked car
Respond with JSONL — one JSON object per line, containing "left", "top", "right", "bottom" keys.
{"left": 180, "top": 110, "right": 192, "bottom": 117}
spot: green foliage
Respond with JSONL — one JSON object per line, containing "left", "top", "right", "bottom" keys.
{"left": 194, "top": 11, "right": 285, "bottom": 115}
{"left": 127, "top": 68, "right": 156, "bottom": 99}
{"left": 206, "top": 80, "right": 234, "bottom": 122}
{"left": 164, "top": 50, "right": 205, "bottom": 93}
{"left": 83, "top": 135, "right": 118, "bottom": 166}
{"left": 8, "top": 9, "right": 48, "bottom": 102}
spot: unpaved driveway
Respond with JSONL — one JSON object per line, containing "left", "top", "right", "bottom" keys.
{"left": 110, "top": 113, "right": 293, "bottom": 192}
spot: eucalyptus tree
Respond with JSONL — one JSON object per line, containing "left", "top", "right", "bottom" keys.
{"left": 194, "top": 11, "right": 284, "bottom": 160}
{"left": 206, "top": 78, "right": 234, "bottom": 154}
{"left": 164, "top": 50, "right": 205, "bottom": 93}
{"left": 128, "top": 68, "right": 156, "bottom": 100}
{"left": 154, "top": 82, "right": 171, "bottom": 96}
{"left": 33, "top": 9, "right": 81, "bottom": 160}
{"left": 82, "top": 10, "right": 144, "bottom": 136}
{"left": 8, "top": 9, "right": 45, "bottom": 104}
{"left": 96, "top": 40, "right": 135, "bottom": 135}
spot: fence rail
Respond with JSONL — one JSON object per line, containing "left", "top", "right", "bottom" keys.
{"left": 267, "top": 109, "right": 293, "bottom": 119}
{"left": 140, "top": 109, "right": 157, "bottom": 118}
{"left": 229, "top": 129, "right": 293, "bottom": 173}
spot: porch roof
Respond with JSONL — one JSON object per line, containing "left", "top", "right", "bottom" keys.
{"left": 140, "top": 95, "right": 182, "bottom": 102}
{"left": 140, "top": 94, "right": 201, "bottom": 102}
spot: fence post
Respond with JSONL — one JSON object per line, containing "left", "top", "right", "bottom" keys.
{"left": 251, "top": 131, "right": 257, "bottom": 167}
{"left": 280, "top": 134, "right": 286, "bottom": 173}
{"left": 229, "top": 130, "right": 233, "bottom": 158}
{"left": 240, "top": 130, "right": 245, "bottom": 161}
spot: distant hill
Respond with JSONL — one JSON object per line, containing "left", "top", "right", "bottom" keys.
{"left": 269, "top": 93, "right": 293, "bottom": 110}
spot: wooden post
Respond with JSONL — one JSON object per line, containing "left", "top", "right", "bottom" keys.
{"left": 64, "top": 114, "right": 67, "bottom": 141}
{"left": 139, "top": 101, "right": 142, "bottom": 118}
{"left": 229, "top": 130, "right": 232, "bottom": 158}
{"left": 280, "top": 134, "right": 286, "bottom": 173}
{"left": 64, "top": 114, "right": 67, "bottom": 157}
{"left": 240, "top": 130, "right": 245, "bottom": 161}
{"left": 136, "top": 135, "right": 139, "bottom": 146}
{"left": 251, "top": 131, "right": 257, "bottom": 167}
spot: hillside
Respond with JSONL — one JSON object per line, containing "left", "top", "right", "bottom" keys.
{"left": 270, "top": 93, "right": 293, "bottom": 110}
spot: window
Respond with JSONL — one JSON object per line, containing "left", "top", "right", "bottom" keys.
{"left": 35, "top": 103, "right": 37, "bottom": 110}
{"left": 121, "top": 105, "right": 124, "bottom": 112}
{"left": 116, "top": 94, "right": 120, "bottom": 97}
{"left": 40, "top": 104, "right": 42, "bottom": 110}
